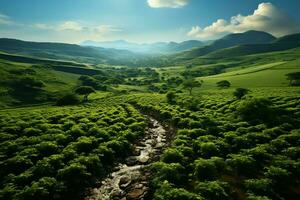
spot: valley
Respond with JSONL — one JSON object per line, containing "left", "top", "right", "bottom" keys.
{"left": 0, "top": 29, "right": 300, "bottom": 200}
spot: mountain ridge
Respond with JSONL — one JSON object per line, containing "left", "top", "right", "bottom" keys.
{"left": 81, "top": 39, "right": 204, "bottom": 53}
{"left": 176, "top": 30, "right": 276, "bottom": 59}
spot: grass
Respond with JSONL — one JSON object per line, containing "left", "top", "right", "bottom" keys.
{"left": 0, "top": 58, "right": 81, "bottom": 108}
{"left": 197, "top": 59, "right": 300, "bottom": 89}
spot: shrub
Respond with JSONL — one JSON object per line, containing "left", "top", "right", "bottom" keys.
{"left": 162, "top": 148, "right": 184, "bottom": 163}
{"left": 166, "top": 91, "right": 176, "bottom": 104}
{"left": 233, "top": 88, "right": 249, "bottom": 99}
{"left": 226, "top": 154, "right": 256, "bottom": 176}
{"left": 245, "top": 178, "right": 273, "bottom": 196}
{"left": 195, "top": 181, "right": 230, "bottom": 200}
{"left": 199, "top": 142, "right": 219, "bottom": 158}
{"left": 152, "top": 162, "right": 185, "bottom": 185}
{"left": 237, "top": 98, "right": 274, "bottom": 123}
{"left": 154, "top": 181, "right": 203, "bottom": 200}
{"left": 56, "top": 94, "right": 80, "bottom": 106}
{"left": 216, "top": 80, "right": 231, "bottom": 88}
{"left": 194, "top": 158, "right": 218, "bottom": 180}
{"left": 75, "top": 86, "right": 95, "bottom": 101}
{"left": 264, "top": 166, "right": 291, "bottom": 186}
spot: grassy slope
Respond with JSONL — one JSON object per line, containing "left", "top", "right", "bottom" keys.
{"left": 198, "top": 59, "right": 299, "bottom": 89}
{"left": 0, "top": 58, "right": 80, "bottom": 108}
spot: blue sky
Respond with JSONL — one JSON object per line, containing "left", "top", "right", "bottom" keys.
{"left": 0, "top": 0, "right": 300, "bottom": 43}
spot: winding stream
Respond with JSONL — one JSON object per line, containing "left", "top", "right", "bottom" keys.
{"left": 85, "top": 117, "right": 168, "bottom": 200}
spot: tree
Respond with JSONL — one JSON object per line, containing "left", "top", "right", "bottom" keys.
{"left": 286, "top": 72, "right": 300, "bottom": 86}
{"left": 166, "top": 91, "right": 176, "bottom": 104}
{"left": 183, "top": 79, "right": 203, "bottom": 95}
{"left": 75, "top": 86, "right": 95, "bottom": 101}
{"left": 217, "top": 80, "right": 231, "bottom": 88}
{"left": 233, "top": 88, "right": 249, "bottom": 99}
{"left": 56, "top": 93, "right": 80, "bottom": 106}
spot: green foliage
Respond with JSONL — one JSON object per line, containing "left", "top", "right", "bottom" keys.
{"left": 236, "top": 98, "right": 274, "bottom": 123}
{"left": 162, "top": 148, "right": 184, "bottom": 163}
{"left": 152, "top": 162, "right": 185, "bottom": 185}
{"left": 136, "top": 92, "right": 300, "bottom": 199}
{"left": 56, "top": 93, "right": 80, "bottom": 106}
{"left": 154, "top": 181, "right": 203, "bottom": 200}
{"left": 233, "top": 88, "right": 250, "bottom": 99}
{"left": 195, "top": 181, "right": 230, "bottom": 200}
{"left": 75, "top": 86, "right": 95, "bottom": 101}
{"left": 182, "top": 79, "right": 203, "bottom": 95}
{"left": 286, "top": 72, "right": 300, "bottom": 86}
{"left": 194, "top": 158, "right": 218, "bottom": 180}
{"left": 0, "top": 104, "right": 146, "bottom": 199}
{"left": 216, "top": 80, "right": 231, "bottom": 88}
{"left": 166, "top": 91, "right": 176, "bottom": 104}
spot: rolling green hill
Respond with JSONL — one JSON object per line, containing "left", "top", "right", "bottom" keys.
{"left": 199, "top": 59, "right": 300, "bottom": 89}
{"left": 175, "top": 30, "right": 276, "bottom": 59}
{"left": 0, "top": 55, "right": 82, "bottom": 108}
{"left": 204, "top": 33, "right": 300, "bottom": 59}
{"left": 0, "top": 38, "right": 159, "bottom": 67}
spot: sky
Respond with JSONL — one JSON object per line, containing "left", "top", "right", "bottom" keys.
{"left": 0, "top": 0, "right": 300, "bottom": 44}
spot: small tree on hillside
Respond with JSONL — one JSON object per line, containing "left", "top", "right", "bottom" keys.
{"left": 217, "top": 80, "right": 231, "bottom": 88}
{"left": 75, "top": 86, "right": 95, "bottom": 101}
{"left": 286, "top": 72, "right": 300, "bottom": 86}
{"left": 166, "top": 91, "right": 176, "bottom": 104}
{"left": 57, "top": 93, "right": 80, "bottom": 106}
{"left": 233, "top": 88, "right": 249, "bottom": 99}
{"left": 183, "top": 79, "right": 203, "bottom": 95}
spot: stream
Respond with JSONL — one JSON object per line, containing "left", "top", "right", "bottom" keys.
{"left": 85, "top": 117, "right": 168, "bottom": 200}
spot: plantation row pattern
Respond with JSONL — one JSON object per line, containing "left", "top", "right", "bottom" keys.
{"left": 0, "top": 104, "right": 146, "bottom": 200}
{"left": 134, "top": 95, "right": 300, "bottom": 200}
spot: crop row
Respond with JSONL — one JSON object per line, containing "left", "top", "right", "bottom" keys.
{"left": 0, "top": 104, "right": 146, "bottom": 200}
{"left": 135, "top": 95, "right": 300, "bottom": 200}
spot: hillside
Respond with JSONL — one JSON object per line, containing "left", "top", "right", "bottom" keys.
{"left": 0, "top": 57, "right": 80, "bottom": 107}
{"left": 175, "top": 30, "right": 276, "bottom": 59}
{"left": 0, "top": 38, "right": 156, "bottom": 66}
{"left": 204, "top": 33, "right": 300, "bottom": 59}
{"left": 82, "top": 39, "right": 204, "bottom": 53}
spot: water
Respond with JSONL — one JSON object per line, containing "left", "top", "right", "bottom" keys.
{"left": 85, "top": 118, "right": 167, "bottom": 200}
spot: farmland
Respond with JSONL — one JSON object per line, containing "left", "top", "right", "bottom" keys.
{"left": 0, "top": 29, "right": 300, "bottom": 200}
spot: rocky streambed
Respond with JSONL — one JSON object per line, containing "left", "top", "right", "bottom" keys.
{"left": 85, "top": 117, "right": 168, "bottom": 200}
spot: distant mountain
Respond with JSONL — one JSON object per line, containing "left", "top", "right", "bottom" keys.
{"left": 0, "top": 38, "right": 141, "bottom": 65}
{"left": 0, "top": 38, "right": 175, "bottom": 67}
{"left": 81, "top": 40, "right": 204, "bottom": 53}
{"left": 204, "top": 33, "right": 300, "bottom": 59}
{"left": 177, "top": 30, "right": 276, "bottom": 59}
{"left": 82, "top": 40, "right": 144, "bottom": 52}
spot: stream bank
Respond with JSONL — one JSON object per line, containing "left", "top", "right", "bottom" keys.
{"left": 85, "top": 117, "right": 169, "bottom": 200}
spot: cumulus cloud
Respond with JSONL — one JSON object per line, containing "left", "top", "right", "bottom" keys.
{"left": 94, "top": 25, "right": 122, "bottom": 34}
{"left": 147, "top": 0, "right": 188, "bottom": 8}
{"left": 188, "top": 2, "right": 300, "bottom": 39}
{"left": 34, "top": 21, "right": 122, "bottom": 35}
{"left": 33, "top": 23, "right": 54, "bottom": 30}
{"left": 0, "top": 12, "right": 13, "bottom": 25}
{"left": 58, "top": 21, "right": 83, "bottom": 31}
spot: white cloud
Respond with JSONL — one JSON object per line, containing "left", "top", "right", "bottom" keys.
{"left": 148, "top": 0, "right": 188, "bottom": 8}
{"left": 34, "top": 21, "right": 122, "bottom": 35}
{"left": 58, "top": 21, "right": 83, "bottom": 31}
{"left": 33, "top": 23, "right": 54, "bottom": 30}
{"left": 188, "top": 2, "right": 300, "bottom": 39}
{"left": 93, "top": 25, "right": 122, "bottom": 34}
{"left": 0, "top": 12, "right": 13, "bottom": 25}
{"left": 31, "top": 21, "right": 123, "bottom": 43}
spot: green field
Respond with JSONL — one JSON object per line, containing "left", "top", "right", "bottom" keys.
{"left": 1, "top": 31, "right": 300, "bottom": 200}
